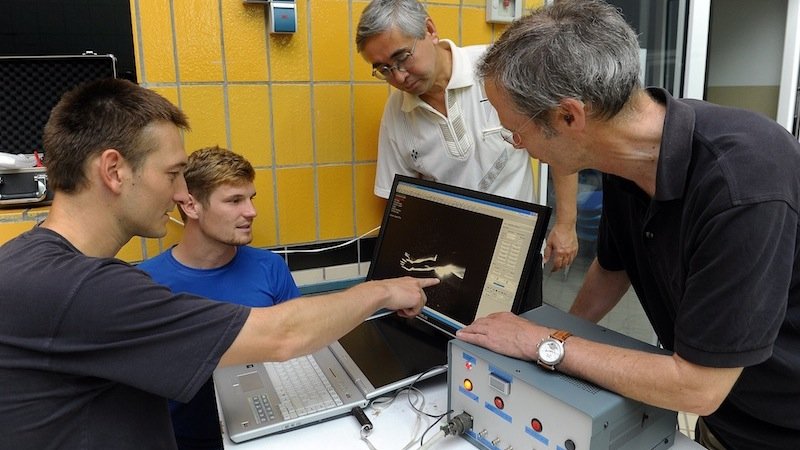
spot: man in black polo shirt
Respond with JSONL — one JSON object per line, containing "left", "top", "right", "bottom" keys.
{"left": 456, "top": 1, "right": 800, "bottom": 449}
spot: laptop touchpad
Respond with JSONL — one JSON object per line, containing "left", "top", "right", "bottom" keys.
{"left": 237, "top": 371, "right": 264, "bottom": 392}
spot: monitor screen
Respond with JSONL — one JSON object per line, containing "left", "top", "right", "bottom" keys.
{"left": 367, "top": 175, "right": 551, "bottom": 333}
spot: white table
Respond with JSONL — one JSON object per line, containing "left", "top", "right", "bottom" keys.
{"left": 222, "top": 376, "right": 703, "bottom": 450}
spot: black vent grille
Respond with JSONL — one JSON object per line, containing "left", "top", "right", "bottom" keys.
{"left": 0, "top": 55, "right": 116, "bottom": 156}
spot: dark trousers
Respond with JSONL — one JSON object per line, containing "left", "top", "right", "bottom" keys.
{"left": 695, "top": 417, "right": 727, "bottom": 450}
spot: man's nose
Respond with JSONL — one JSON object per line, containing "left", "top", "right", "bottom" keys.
{"left": 243, "top": 199, "right": 257, "bottom": 218}
{"left": 173, "top": 174, "right": 189, "bottom": 203}
{"left": 392, "top": 69, "right": 410, "bottom": 82}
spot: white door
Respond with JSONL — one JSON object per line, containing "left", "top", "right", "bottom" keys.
{"left": 687, "top": 0, "right": 800, "bottom": 134}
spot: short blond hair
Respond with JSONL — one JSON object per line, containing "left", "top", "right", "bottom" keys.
{"left": 179, "top": 146, "right": 255, "bottom": 220}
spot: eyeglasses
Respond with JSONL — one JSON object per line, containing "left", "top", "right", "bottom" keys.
{"left": 499, "top": 113, "right": 538, "bottom": 148}
{"left": 372, "top": 40, "right": 418, "bottom": 81}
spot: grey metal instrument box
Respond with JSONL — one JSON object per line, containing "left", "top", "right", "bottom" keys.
{"left": 448, "top": 305, "right": 677, "bottom": 450}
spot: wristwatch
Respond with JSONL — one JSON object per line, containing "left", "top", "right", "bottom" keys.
{"left": 536, "top": 330, "right": 572, "bottom": 371}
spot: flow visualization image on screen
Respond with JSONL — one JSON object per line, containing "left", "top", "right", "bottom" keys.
{"left": 400, "top": 253, "right": 466, "bottom": 280}
{"left": 371, "top": 193, "right": 501, "bottom": 326}
{"left": 368, "top": 176, "right": 550, "bottom": 330}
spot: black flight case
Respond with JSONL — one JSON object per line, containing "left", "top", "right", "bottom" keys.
{"left": 0, "top": 52, "right": 117, "bottom": 207}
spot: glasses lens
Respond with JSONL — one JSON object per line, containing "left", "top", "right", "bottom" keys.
{"left": 372, "top": 41, "right": 416, "bottom": 81}
{"left": 372, "top": 67, "right": 389, "bottom": 80}
{"left": 500, "top": 129, "right": 515, "bottom": 145}
{"left": 395, "top": 52, "right": 412, "bottom": 72}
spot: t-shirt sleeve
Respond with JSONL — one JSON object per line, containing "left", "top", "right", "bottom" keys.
{"left": 52, "top": 262, "right": 249, "bottom": 402}
{"left": 264, "top": 254, "right": 301, "bottom": 303}
{"left": 674, "top": 201, "right": 793, "bottom": 367}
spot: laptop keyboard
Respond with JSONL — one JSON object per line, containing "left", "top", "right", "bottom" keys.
{"left": 264, "top": 355, "right": 344, "bottom": 419}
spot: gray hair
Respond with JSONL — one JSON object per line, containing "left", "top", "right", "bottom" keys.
{"left": 356, "top": 0, "right": 428, "bottom": 52}
{"left": 478, "top": 0, "right": 641, "bottom": 129}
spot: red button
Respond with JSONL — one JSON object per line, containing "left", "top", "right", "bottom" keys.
{"left": 531, "top": 418, "right": 543, "bottom": 432}
{"left": 494, "top": 396, "right": 504, "bottom": 409}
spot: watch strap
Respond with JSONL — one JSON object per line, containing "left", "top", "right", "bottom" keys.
{"left": 551, "top": 330, "right": 572, "bottom": 343}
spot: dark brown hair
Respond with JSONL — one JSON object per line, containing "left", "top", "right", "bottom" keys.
{"left": 43, "top": 78, "right": 189, "bottom": 193}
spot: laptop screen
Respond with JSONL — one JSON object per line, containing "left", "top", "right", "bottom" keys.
{"left": 367, "top": 175, "right": 551, "bottom": 334}
{"left": 330, "top": 176, "right": 552, "bottom": 399}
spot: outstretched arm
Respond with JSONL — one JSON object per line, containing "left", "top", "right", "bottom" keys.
{"left": 219, "top": 276, "right": 439, "bottom": 366}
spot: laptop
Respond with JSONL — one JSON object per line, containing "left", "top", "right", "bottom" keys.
{"left": 214, "top": 175, "right": 552, "bottom": 443}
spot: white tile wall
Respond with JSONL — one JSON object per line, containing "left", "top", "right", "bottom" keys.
{"left": 291, "top": 268, "right": 325, "bottom": 286}
{"left": 322, "top": 263, "right": 362, "bottom": 281}
{"left": 292, "top": 262, "right": 370, "bottom": 289}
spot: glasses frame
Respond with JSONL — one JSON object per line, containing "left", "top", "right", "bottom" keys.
{"left": 500, "top": 112, "right": 539, "bottom": 148}
{"left": 372, "top": 39, "right": 418, "bottom": 81}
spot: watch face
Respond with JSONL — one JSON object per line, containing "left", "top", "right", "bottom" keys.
{"left": 538, "top": 339, "right": 563, "bottom": 365}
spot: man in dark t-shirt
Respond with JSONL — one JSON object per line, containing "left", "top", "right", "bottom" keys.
{"left": 0, "top": 79, "right": 437, "bottom": 450}
{"left": 456, "top": 2, "right": 800, "bottom": 449}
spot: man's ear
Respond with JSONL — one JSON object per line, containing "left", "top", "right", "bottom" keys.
{"left": 426, "top": 17, "right": 438, "bottom": 42}
{"left": 97, "top": 149, "right": 127, "bottom": 194}
{"left": 557, "top": 98, "right": 587, "bottom": 131}
{"left": 180, "top": 194, "right": 201, "bottom": 220}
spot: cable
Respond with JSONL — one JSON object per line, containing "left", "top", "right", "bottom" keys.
{"left": 368, "top": 386, "right": 426, "bottom": 450}
{"left": 419, "top": 412, "right": 473, "bottom": 449}
{"left": 368, "top": 364, "right": 447, "bottom": 413}
{"left": 366, "top": 364, "right": 449, "bottom": 450}
{"left": 272, "top": 226, "right": 380, "bottom": 255}
{"left": 409, "top": 368, "right": 445, "bottom": 417}
{"left": 407, "top": 365, "right": 450, "bottom": 449}
{"left": 419, "top": 413, "right": 447, "bottom": 446}
{"left": 351, "top": 406, "right": 373, "bottom": 434}
{"left": 165, "top": 217, "right": 380, "bottom": 257}
{"left": 418, "top": 429, "right": 445, "bottom": 450}
{"left": 352, "top": 406, "right": 379, "bottom": 450}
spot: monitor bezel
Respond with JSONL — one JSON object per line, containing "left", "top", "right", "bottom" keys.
{"left": 367, "top": 175, "right": 552, "bottom": 322}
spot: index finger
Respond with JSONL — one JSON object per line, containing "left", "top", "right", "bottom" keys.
{"left": 415, "top": 277, "right": 440, "bottom": 288}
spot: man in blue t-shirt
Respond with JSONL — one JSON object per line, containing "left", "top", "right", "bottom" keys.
{"left": 139, "top": 146, "right": 300, "bottom": 450}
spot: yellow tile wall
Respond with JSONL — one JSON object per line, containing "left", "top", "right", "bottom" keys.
{"left": 0, "top": 209, "right": 48, "bottom": 246}
{"left": 0, "top": 1, "right": 545, "bottom": 261}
